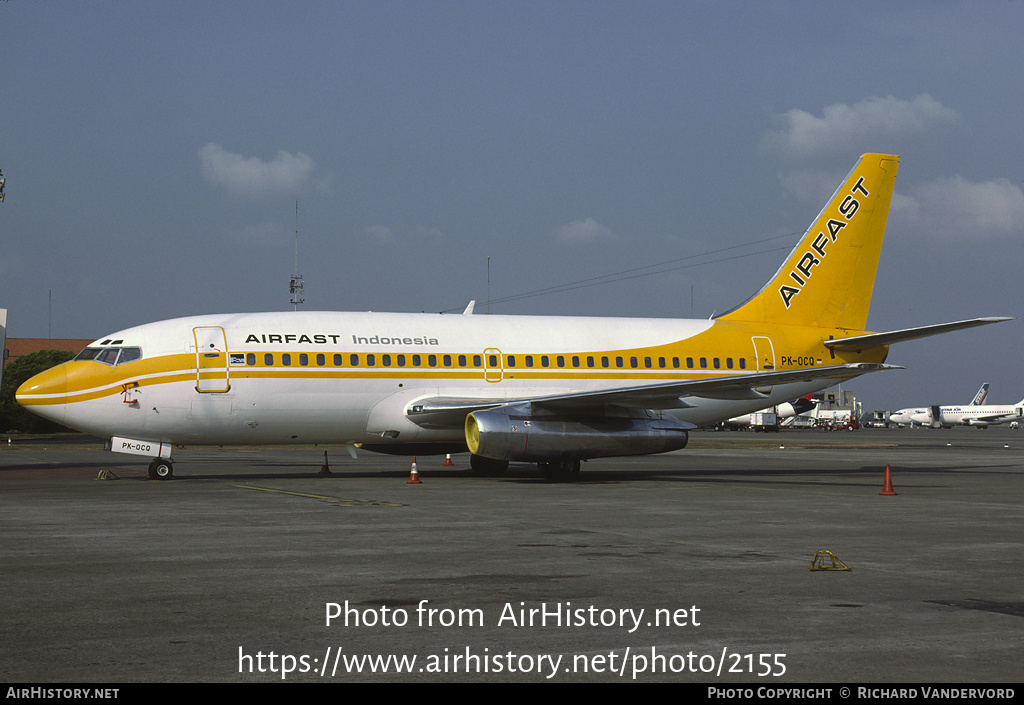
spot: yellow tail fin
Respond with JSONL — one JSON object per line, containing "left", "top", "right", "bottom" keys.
{"left": 719, "top": 153, "right": 899, "bottom": 331}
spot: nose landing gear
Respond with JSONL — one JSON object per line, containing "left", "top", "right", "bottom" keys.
{"left": 148, "top": 458, "right": 174, "bottom": 480}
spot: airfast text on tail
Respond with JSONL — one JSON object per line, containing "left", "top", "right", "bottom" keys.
{"left": 719, "top": 153, "right": 899, "bottom": 332}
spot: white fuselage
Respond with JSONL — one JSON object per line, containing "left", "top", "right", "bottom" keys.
{"left": 21, "top": 310, "right": 834, "bottom": 450}
{"left": 909, "top": 401, "right": 1024, "bottom": 428}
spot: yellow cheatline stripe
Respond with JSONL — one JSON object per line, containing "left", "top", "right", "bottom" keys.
{"left": 23, "top": 346, "right": 764, "bottom": 405}
{"left": 233, "top": 485, "right": 405, "bottom": 507}
{"left": 22, "top": 366, "right": 746, "bottom": 405}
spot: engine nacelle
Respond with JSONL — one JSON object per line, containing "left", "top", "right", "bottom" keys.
{"left": 465, "top": 406, "right": 692, "bottom": 462}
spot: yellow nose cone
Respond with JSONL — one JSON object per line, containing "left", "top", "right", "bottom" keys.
{"left": 16, "top": 365, "right": 69, "bottom": 424}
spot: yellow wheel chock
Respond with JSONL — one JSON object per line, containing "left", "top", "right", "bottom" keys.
{"left": 810, "top": 550, "right": 850, "bottom": 571}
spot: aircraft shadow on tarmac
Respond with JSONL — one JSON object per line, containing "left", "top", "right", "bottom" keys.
{"left": 13, "top": 457, "right": 1012, "bottom": 485}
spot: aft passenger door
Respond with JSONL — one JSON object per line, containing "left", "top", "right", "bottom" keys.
{"left": 751, "top": 336, "right": 775, "bottom": 394}
{"left": 751, "top": 336, "right": 775, "bottom": 371}
{"left": 194, "top": 326, "right": 230, "bottom": 393}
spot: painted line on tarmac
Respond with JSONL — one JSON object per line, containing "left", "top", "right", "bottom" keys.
{"left": 233, "top": 484, "right": 405, "bottom": 507}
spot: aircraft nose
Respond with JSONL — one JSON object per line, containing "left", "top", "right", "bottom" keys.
{"left": 16, "top": 365, "right": 69, "bottom": 425}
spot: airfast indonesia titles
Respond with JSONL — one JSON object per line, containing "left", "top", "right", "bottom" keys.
{"left": 244, "top": 333, "right": 440, "bottom": 346}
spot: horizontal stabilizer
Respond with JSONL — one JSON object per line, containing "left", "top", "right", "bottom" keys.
{"left": 824, "top": 317, "right": 1013, "bottom": 351}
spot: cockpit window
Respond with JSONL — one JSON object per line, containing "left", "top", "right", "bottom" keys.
{"left": 96, "top": 348, "right": 121, "bottom": 365}
{"left": 76, "top": 346, "right": 143, "bottom": 366}
{"left": 117, "top": 347, "right": 142, "bottom": 365}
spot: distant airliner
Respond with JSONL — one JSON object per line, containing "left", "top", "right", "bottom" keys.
{"left": 909, "top": 392, "right": 1023, "bottom": 429}
{"left": 16, "top": 154, "right": 1011, "bottom": 480}
{"left": 718, "top": 396, "right": 816, "bottom": 429}
{"left": 890, "top": 383, "right": 989, "bottom": 426}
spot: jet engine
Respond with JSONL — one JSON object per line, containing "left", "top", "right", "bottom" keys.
{"left": 464, "top": 405, "right": 692, "bottom": 462}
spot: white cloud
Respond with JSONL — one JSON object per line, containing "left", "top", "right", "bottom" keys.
{"left": 777, "top": 169, "right": 845, "bottom": 204}
{"left": 554, "top": 218, "right": 615, "bottom": 244}
{"left": 901, "top": 176, "right": 1024, "bottom": 238}
{"left": 199, "top": 143, "right": 320, "bottom": 198}
{"left": 762, "top": 94, "right": 959, "bottom": 158}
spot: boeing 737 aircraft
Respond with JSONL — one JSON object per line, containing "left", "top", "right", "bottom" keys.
{"left": 909, "top": 393, "right": 1023, "bottom": 429}
{"left": 890, "top": 383, "right": 989, "bottom": 426}
{"left": 16, "top": 154, "right": 1012, "bottom": 480}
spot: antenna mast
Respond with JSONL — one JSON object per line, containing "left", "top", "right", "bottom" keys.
{"left": 289, "top": 200, "right": 305, "bottom": 310}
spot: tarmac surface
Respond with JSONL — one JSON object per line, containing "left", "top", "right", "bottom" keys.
{"left": 1, "top": 427, "right": 1022, "bottom": 684}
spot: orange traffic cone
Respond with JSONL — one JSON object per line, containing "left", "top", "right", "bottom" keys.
{"left": 879, "top": 464, "right": 897, "bottom": 495}
{"left": 443, "top": 453, "right": 454, "bottom": 466}
{"left": 407, "top": 456, "right": 422, "bottom": 484}
{"left": 320, "top": 450, "right": 332, "bottom": 474}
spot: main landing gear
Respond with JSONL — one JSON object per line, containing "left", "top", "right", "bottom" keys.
{"left": 469, "top": 454, "right": 509, "bottom": 476}
{"left": 470, "top": 454, "right": 582, "bottom": 481}
{"left": 148, "top": 458, "right": 174, "bottom": 481}
{"left": 537, "top": 459, "right": 581, "bottom": 482}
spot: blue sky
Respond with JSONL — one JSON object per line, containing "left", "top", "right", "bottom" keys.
{"left": 2, "top": 1, "right": 1022, "bottom": 411}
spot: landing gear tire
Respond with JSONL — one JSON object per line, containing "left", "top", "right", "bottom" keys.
{"left": 538, "top": 459, "right": 581, "bottom": 482}
{"left": 470, "top": 454, "right": 509, "bottom": 476}
{"left": 148, "top": 458, "right": 174, "bottom": 481}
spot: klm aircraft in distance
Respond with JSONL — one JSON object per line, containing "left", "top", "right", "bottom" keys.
{"left": 17, "top": 154, "right": 1011, "bottom": 480}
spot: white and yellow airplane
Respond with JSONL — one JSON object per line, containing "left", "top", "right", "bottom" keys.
{"left": 16, "top": 154, "right": 1011, "bottom": 480}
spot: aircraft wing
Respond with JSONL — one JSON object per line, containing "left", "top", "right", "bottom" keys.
{"left": 824, "top": 317, "right": 1012, "bottom": 351}
{"left": 407, "top": 362, "right": 902, "bottom": 428}
{"left": 965, "top": 413, "right": 1012, "bottom": 424}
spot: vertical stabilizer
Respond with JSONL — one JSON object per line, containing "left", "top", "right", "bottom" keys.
{"left": 969, "top": 383, "right": 989, "bottom": 406}
{"left": 719, "top": 153, "right": 899, "bottom": 331}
